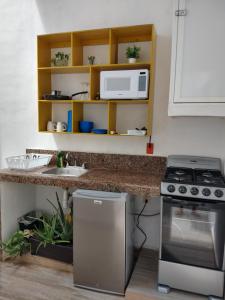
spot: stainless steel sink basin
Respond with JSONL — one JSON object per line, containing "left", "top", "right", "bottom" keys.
{"left": 42, "top": 167, "right": 88, "bottom": 177}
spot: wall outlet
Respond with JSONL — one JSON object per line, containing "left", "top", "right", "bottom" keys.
{"left": 146, "top": 143, "right": 154, "bottom": 154}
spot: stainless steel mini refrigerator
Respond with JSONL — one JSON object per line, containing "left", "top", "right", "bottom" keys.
{"left": 73, "top": 189, "right": 135, "bottom": 295}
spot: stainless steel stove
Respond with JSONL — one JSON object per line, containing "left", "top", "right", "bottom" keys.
{"left": 158, "top": 155, "right": 225, "bottom": 300}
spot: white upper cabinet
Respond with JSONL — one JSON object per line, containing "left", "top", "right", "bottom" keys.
{"left": 169, "top": 0, "right": 225, "bottom": 116}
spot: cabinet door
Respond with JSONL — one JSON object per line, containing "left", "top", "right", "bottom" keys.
{"left": 169, "top": 0, "right": 225, "bottom": 115}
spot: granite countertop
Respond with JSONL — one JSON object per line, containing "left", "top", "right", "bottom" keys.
{"left": 0, "top": 166, "right": 163, "bottom": 198}
{"left": 0, "top": 150, "right": 166, "bottom": 198}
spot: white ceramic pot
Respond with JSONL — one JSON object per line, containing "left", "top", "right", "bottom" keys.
{"left": 128, "top": 58, "right": 136, "bottom": 64}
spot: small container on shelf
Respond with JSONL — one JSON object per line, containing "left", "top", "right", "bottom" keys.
{"left": 79, "top": 121, "right": 94, "bottom": 133}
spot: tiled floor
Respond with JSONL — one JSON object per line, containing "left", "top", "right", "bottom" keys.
{"left": 0, "top": 250, "right": 209, "bottom": 300}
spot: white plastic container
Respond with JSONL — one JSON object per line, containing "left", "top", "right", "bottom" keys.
{"left": 6, "top": 153, "right": 53, "bottom": 171}
{"left": 127, "top": 130, "right": 146, "bottom": 136}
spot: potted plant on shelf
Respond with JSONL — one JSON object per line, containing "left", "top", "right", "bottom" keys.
{"left": 88, "top": 55, "right": 95, "bottom": 65}
{"left": 51, "top": 52, "right": 70, "bottom": 67}
{"left": 126, "top": 45, "right": 141, "bottom": 63}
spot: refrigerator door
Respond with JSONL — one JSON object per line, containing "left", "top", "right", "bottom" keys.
{"left": 73, "top": 190, "right": 126, "bottom": 295}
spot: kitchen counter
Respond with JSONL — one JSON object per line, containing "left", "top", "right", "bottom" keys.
{"left": 0, "top": 166, "right": 163, "bottom": 198}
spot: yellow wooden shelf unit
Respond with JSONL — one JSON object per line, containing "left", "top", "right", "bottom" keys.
{"left": 37, "top": 24, "right": 156, "bottom": 135}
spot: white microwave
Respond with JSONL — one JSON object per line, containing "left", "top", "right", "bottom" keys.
{"left": 100, "top": 69, "right": 149, "bottom": 99}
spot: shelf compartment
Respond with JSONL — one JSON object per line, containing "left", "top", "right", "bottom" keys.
{"left": 38, "top": 102, "right": 52, "bottom": 132}
{"left": 90, "top": 64, "right": 150, "bottom": 101}
{"left": 38, "top": 71, "right": 51, "bottom": 100}
{"left": 38, "top": 101, "right": 73, "bottom": 132}
{"left": 111, "top": 24, "right": 152, "bottom": 43}
{"left": 110, "top": 25, "right": 152, "bottom": 64}
{"left": 72, "top": 29, "right": 110, "bottom": 66}
{"left": 38, "top": 33, "right": 72, "bottom": 68}
{"left": 108, "top": 102, "right": 149, "bottom": 135}
{"left": 73, "top": 102, "right": 108, "bottom": 133}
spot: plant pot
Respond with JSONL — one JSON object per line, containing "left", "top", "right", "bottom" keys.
{"left": 29, "top": 237, "right": 73, "bottom": 264}
{"left": 128, "top": 58, "right": 137, "bottom": 64}
{"left": 18, "top": 210, "right": 43, "bottom": 231}
{"left": 54, "top": 58, "right": 69, "bottom": 67}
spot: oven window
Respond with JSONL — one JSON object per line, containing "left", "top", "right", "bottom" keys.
{"left": 106, "top": 77, "right": 130, "bottom": 91}
{"left": 161, "top": 197, "right": 225, "bottom": 270}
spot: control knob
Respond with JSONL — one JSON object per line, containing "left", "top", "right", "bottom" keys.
{"left": 190, "top": 187, "right": 199, "bottom": 196}
{"left": 167, "top": 185, "right": 175, "bottom": 193}
{"left": 214, "top": 189, "right": 223, "bottom": 198}
{"left": 179, "top": 186, "right": 187, "bottom": 194}
{"left": 202, "top": 188, "right": 211, "bottom": 197}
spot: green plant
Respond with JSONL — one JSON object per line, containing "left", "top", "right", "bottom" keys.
{"left": 51, "top": 52, "right": 69, "bottom": 66}
{"left": 0, "top": 231, "right": 31, "bottom": 258}
{"left": 56, "top": 151, "right": 64, "bottom": 168}
{"left": 126, "top": 45, "right": 141, "bottom": 59}
{"left": 33, "top": 214, "right": 68, "bottom": 253}
{"left": 47, "top": 192, "right": 73, "bottom": 242}
{"left": 88, "top": 55, "right": 95, "bottom": 65}
{"left": 55, "top": 51, "right": 69, "bottom": 61}
{"left": 32, "top": 192, "right": 73, "bottom": 252}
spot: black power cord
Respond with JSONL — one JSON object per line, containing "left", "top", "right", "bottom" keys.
{"left": 133, "top": 212, "right": 160, "bottom": 217}
{"left": 136, "top": 200, "right": 148, "bottom": 253}
{"left": 135, "top": 200, "right": 160, "bottom": 254}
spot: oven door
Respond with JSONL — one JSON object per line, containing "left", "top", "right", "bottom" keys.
{"left": 161, "top": 196, "right": 225, "bottom": 270}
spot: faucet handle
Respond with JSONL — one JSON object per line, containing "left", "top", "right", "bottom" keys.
{"left": 81, "top": 162, "right": 87, "bottom": 169}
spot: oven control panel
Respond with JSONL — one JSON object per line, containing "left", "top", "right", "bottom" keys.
{"left": 161, "top": 182, "right": 225, "bottom": 201}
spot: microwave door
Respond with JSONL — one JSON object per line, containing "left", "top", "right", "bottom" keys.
{"left": 105, "top": 76, "right": 133, "bottom": 99}
{"left": 100, "top": 70, "right": 148, "bottom": 99}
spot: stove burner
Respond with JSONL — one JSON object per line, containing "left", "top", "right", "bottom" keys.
{"left": 164, "top": 167, "right": 193, "bottom": 184}
{"left": 201, "top": 172, "right": 213, "bottom": 178}
{"left": 168, "top": 175, "right": 187, "bottom": 182}
{"left": 163, "top": 167, "right": 225, "bottom": 188}
{"left": 202, "top": 178, "right": 213, "bottom": 184}
{"left": 195, "top": 169, "right": 225, "bottom": 187}
{"left": 175, "top": 170, "right": 186, "bottom": 176}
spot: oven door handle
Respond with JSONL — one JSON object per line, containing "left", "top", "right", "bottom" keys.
{"left": 163, "top": 196, "right": 225, "bottom": 209}
{"left": 163, "top": 196, "right": 185, "bottom": 205}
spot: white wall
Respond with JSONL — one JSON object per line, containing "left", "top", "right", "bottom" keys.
{"left": 1, "top": 0, "right": 225, "bottom": 165}
{"left": 1, "top": 0, "right": 225, "bottom": 249}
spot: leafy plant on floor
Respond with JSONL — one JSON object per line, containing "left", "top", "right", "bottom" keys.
{"left": 33, "top": 192, "right": 73, "bottom": 252}
{"left": 33, "top": 214, "right": 69, "bottom": 253}
{"left": 126, "top": 45, "right": 141, "bottom": 59}
{"left": 0, "top": 230, "right": 31, "bottom": 258}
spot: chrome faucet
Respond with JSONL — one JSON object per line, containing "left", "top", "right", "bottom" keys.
{"left": 64, "top": 152, "right": 87, "bottom": 169}
{"left": 65, "top": 152, "right": 77, "bottom": 167}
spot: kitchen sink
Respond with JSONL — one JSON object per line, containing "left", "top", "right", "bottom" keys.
{"left": 42, "top": 167, "right": 88, "bottom": 177}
